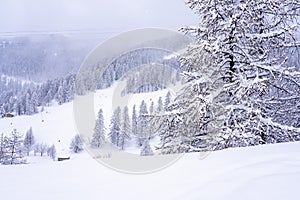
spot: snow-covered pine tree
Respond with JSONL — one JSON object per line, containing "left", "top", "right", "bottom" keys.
{"left": 108, "top": 107, "right": 121, "bottom": 147}
{"left": 14, "top": 98, "right": 23, "bottom": 116}
{"left": 148, "top": 101, "right": 155, "bottom": 138}
{"left": 188, "top": 0, "right": 300, "bottom": 148}
{"left": 149, "top": 101, "right": 154, "bottom": 114}
{"left": 119, "top": 106, "right": 131, "bottom": 150}
{"left": 156, "top": 0, "right": 300, "bottom": 152}
{"left": 160, "top": 45, "right": 223, "bottom": 153}
{"left": 31, "top": 91, "right": 38, "bottom": 113}
{"left": 91, "top": 109, "right": 106, "bottom": 148}
{"left": 24, "top": 127, "right": 35, "bottom": 156}
{"left": 0, "top": 133, "right": 5, "bottom": 163}
{"left": 25, "top": 92, "right": 34, "bottom": 115}
{"left": 140, "top": 100, "right": 148, "bottom": 115}
{"left": 164, "top": 91, "right": 171, "bottom": 110}
{"left": 55, "top": 86, "right": 64, "bottom": 105}
{"left": 0, "top": 106, "right": 5, "bottom": 117}
{"left": 140, "top": 139, "right": 153, "bottom": 156}
{"left": 2, "top": 129, "right": 26, "bottom": 165}
{"left": 44, "top": 89, "right": 53, "bottom": 107}
{"left": 65, "top": 75, "right": 75, "bottom": 102}
{"left": 132, "top": 105, "right": 138, "bottom": 136}
{"left": 137, "top": 100, "right": 149, "bottom": 146}
{"left": 70, "top": 134, "right": 84, "bottom": 153}
{"left": 157, "top": 97, "right": 163, "bottom": 112}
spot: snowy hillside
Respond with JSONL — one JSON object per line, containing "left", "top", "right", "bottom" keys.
{"left": 1, "top": 0, "right": 299, "bottom": 199}
{"left": 0, "top": 82, "right": 174, "bottom": 155}
{"left": 0, "top": 139, "right": 299, "bottom": 200}
{"left": 0, "top": 101, "right": 75, "bottom": 150}
{"left": 0, "top": 84, "right": 300, "bottom": 199}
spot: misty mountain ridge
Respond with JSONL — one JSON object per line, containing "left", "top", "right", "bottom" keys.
{"left": 0, "top": 34, "right": 101, "bottom": 82}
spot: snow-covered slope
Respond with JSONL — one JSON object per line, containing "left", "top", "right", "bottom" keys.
{"left": 1, "top": 85, "right": 300, "bottom": 200}
{"left": 0, "top": 140, "right": 299, "bottom": 200}
{"left": 0, "top": 101, "right": 76, "bottom": 150}
{"left": 0, "top": 83, "right": 171, "bottom": 154}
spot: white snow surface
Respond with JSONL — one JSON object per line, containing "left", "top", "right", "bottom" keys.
{"left": 0, "top": 86, "right": 299, "bottom": 200}
{"left": 0, "top": 142, "right": 299, "bottom": 200}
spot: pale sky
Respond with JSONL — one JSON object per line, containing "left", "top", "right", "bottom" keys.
{"left": 0, "top": 0, "right": 198, "bottom": 34}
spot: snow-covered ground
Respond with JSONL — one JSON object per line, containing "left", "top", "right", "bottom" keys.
{"left": 1, "top": 86, "right": 300, "bottom": 200}
{"left": 0, "top": 141, "right": 299, "bottom": 200}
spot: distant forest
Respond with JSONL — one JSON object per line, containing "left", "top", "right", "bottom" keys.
{"left": 0, "top": 37, "right": 180, "bottom": 116}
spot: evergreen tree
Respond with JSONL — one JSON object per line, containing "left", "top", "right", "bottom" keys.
{"left": 164, "top": 91, "right": 171, "bottom": 110}
{"left": 70, "top": 134, "right": 84, "bottom": 153}
{"left": 0, "top": 133, "right": 5, "bottom": 163}
{"left": 55, "top": 86, "right": 64, "bottom": 105}
{"left": 25, "top": 92, "right": 33, "bottom": 115}
{"left": 156, "top": 0, "right": 300, "bottom": 153}
{"left": 14, "top": 99, "right": 23, "bottom": 116}
{"left": 0, "top": 106, "right": 5, "bottom": 117}
{"left": 137, "top": 100, "right": 149, "bottom": 146}
{"left": 2, "top": 129, "right": 26, "bottom": 165}
{"left": 109, "top": 107, "right": 121, "bottom": 147}
{"left": 91, "top": 109, "right": 106, "bottom": 148}
{"left": 31, "top": 91, "right": 38, "bottom": 113}
{"left": 119, "top": 106, "right": 131, "bottom": 150}
{"left": 139, "top": 100, "right": 148, "bottom": 115}
{"left": 65, "top": 75, "right": 75, "bottom": 102}
{"left": 157, "top": 97, "right": 163, "bottom": 112}
{"left": 148, "top": 101, "right": 156, "bottom": 138}
{"left": 44, "top": 89, "right": 53, "bottom": 106}
{"left": 132, "top": 105, "right": 138, "bottom": 136}
{"left": 140, "top": 138, "right": 153, "bottom": 156}
{"left": 24, "top": 127, "right": 35, "bottom": 156}
{"left": 149, "top": 101, "right": 154, "bottom": 114}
